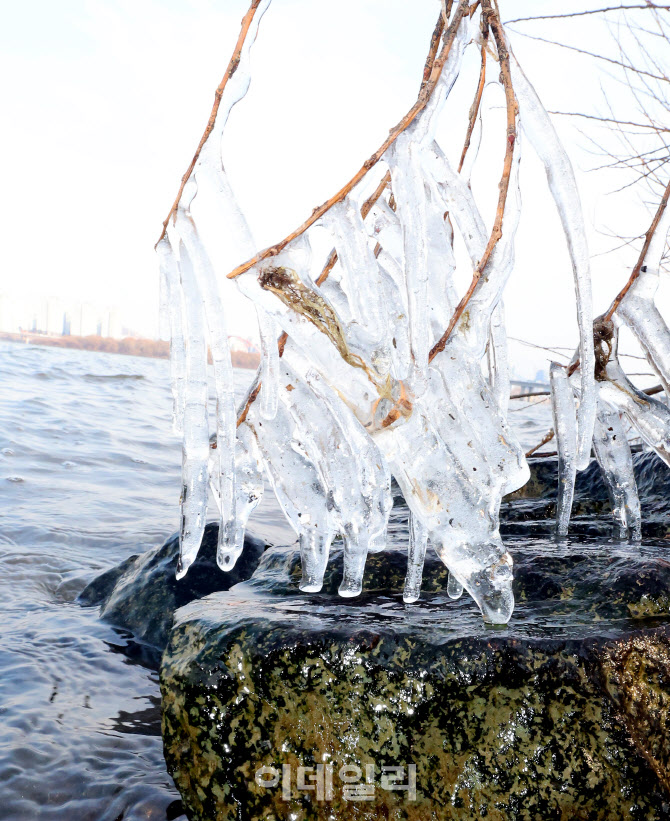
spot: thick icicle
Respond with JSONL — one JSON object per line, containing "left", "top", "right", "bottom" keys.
{"left": 592, "top": 393, "right": 641, "bottom": 541}
{"left": 549, "top": 362, "right": 577, "bottom": 537}
{"left": 244, "top": 380, "right": 337, "bottom": 593}
{"left": 388, "top": 134, "right": 431, "bottom": 373}
{"left": 509, "top": 49, "right": 596, "bottom": 470}
{"left": 173, "top": 238, "right": 210, "bottom": 579}
{"left": 403, "top": 513, "right": 428, "bottom": 604}
{"left": 256, "top": 306, "right": 280, "bottom": 420}
{"left": 210, "top": 421, "right": 266, "bottom": 568}
{"left": 156, "top": 238, "right": 187, "bottom": 434}
{"left": 175, "top": 204, "right": 237, "bottom": 571}
{"left": 615, "top": 203, "right": 670, "bottom": 394}
{"left": 322, "top": 197, "right": 392, "bottom": 375}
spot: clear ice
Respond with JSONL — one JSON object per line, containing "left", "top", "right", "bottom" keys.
{"left": 549, "top": 362, "right": 577, "bottom": 537}
{"left": 158, "top": 3, "right": 670, "bottom": 623}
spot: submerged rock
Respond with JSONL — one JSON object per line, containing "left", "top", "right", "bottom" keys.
{"left": 161, "top": 543, "right": 670, "bottom": 821}
{"left": 78, "top": 523, "right": 267, "bottom": 652}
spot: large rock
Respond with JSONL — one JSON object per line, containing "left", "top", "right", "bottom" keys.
{"left": 161, "top": 542, "right": 670, "bottom": 821}
{"left": 79, "top": 523, "right": 267, "bottom": 653}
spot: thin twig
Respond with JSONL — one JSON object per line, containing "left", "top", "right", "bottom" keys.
{"left": 505, "top": 5, "right": 670, "bottom": 24}
{"left": 429, "top": 0, "right": 517, "bottom": 362}
{"left": 227, "top": 0, "right": 470, "bottom": 280}
{"left": 508, "top": 29, "right": 670, "bottom": 84}
{"left": 156, "top": 0, "right": 265, "bottom": 246}
{"left": 526, "top": 429, "right": 555, "bottom": 457}
{"left": 457, "top": 36, "right": 488, "bottom": 173}
{"left": 548, "top": 110, "right": 669, "bottom": 131}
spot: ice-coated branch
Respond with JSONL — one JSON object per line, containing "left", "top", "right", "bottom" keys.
{"left": 156, "top": 0, "right": 272, "bottom": 246}
{"left": 457, "top": 34, "right": 488, "bottom": 173}
{"left": 593, "top": 394, "right": 641, "bottom": 541}
{"left": 429, "top": 0, "right": 518, "bottom": 363}
{"left": 226, "top": 1, "right": 470, "bottom": 281}
{"left": 606, "top": 177, "right": 670, "bottom": 320}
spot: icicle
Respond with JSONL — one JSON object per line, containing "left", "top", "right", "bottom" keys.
{"left": 598, "top": 321, "right": 670, "bottom": 468}
{"left": 424, "top": 141, "right": 487, "bottom": 269}
{"left": 156, "top": 238, "right": 187, "bottom": 434}
{"left": 403, "top": 513, "right": 428, "bottom": 603}
{"left": 592, "top": 393, "right": 641, "bottom": 541}
{"left": 374, "top": 393, "right": 516, "bottom": 624}
{"left": 244, "top": 381, "right": 336, "bottom": 593}
{"left": 322, "top": 197, "right": 392, "bottom": 375}
{"left": 488, "top": 302, "right": 510, "bottom": 418}
{"left": 615, "top": 203, "right": 670, "bottom": 394}
{"left": 173, "top": 238, "right": 210, "bottom": 579}
{"left": 256, "top": 306, "right": 280, "bottom": 420}
{"left": 509, "top": 48, "right": 596, "bottom": 470}
{"left": 175, "top": 203, "right": 237, "bottom": 572}
{"left": 447, "top": 573, "right": 464, "bottom": 600}
{"left": 388, "top": 134, "right": 432, "bottom": 375}
{"left": 549, "top": 362, "right": 577, "bottom": 537}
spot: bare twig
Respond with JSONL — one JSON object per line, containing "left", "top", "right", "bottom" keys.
{"left": 157, "top": 0, "right": 265, "bottom": 247}
{"left": 548, "top": 110, "right": 669, "bottom": 131}
{"left": 508, "top": 29, "right": 670, "bottom": 83}
{"left": 457, "top": 36, "right": 488, "bottom": 173}
{"left": 429, "top": 0, "right": 517, "bottom": 362}
{"left": 506, "top": 5, "right": 670, "bottom": 25}
{"left": 227, "top": 0, "right": 470, "bottom": 280}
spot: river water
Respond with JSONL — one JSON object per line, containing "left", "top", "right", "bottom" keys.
{"left": 0, "top": 341, "right": 551, "bottom": 821}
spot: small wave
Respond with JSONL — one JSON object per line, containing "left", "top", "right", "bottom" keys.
{"left": 84, "top": 373, "right": 145, "bottom": 381}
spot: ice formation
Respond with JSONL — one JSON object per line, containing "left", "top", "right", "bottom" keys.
{"left": 156, "top": 0, "right": 670, "bottom": 625}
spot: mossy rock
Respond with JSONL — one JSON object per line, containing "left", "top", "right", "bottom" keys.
{"left": 78, "top": 523, "right": 267, "bottom": 652}
{"left": 161, "top": 543, "right": 670, "bottom": 820}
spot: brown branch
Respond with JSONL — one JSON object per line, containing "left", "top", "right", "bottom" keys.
{"left": 227, "top": 0, "right": 470, "bottom": 280}
{"left": 605, "top": 176, "right": 670, "bottom": 319}
{"left": 156, "top": 0, "right": 265, "bottom": 247}
{"left": 429, "top": 0, "right": 518, "bottom": 362}
{"left": 234, "top": 7, "right": 453, "bottom": 428}
{"left": 457, "top": 37, "right": 488, "bottom": 173}
{"left": 506, "top": 5, "right": 670, "bottom": 24}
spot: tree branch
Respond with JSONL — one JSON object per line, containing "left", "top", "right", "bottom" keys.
{"left": 605, "top": 175, "right": 670, "bottom": 318}
{"left": 156, "top": 0, "right": 265, "bottom": 246}
{"left": 227, "top": 0, "right": 470, "bottom": 280}
{"left": 429, "top": 0, "right": 517, "bottom": 362}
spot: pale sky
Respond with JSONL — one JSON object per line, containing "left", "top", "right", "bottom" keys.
{"left": 1, "top": 0, "right": 667, "bottom": 379}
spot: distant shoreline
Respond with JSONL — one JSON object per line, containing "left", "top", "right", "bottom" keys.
{"left": 0, "top": 331, "right": 261, "bottom": 370}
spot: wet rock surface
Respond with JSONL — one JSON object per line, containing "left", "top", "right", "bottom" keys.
{"left": 161, "top": 542, "right": 670, "bottom": 821}
{"left": 78, "top": 523, "right": 267, "bottom": 654}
